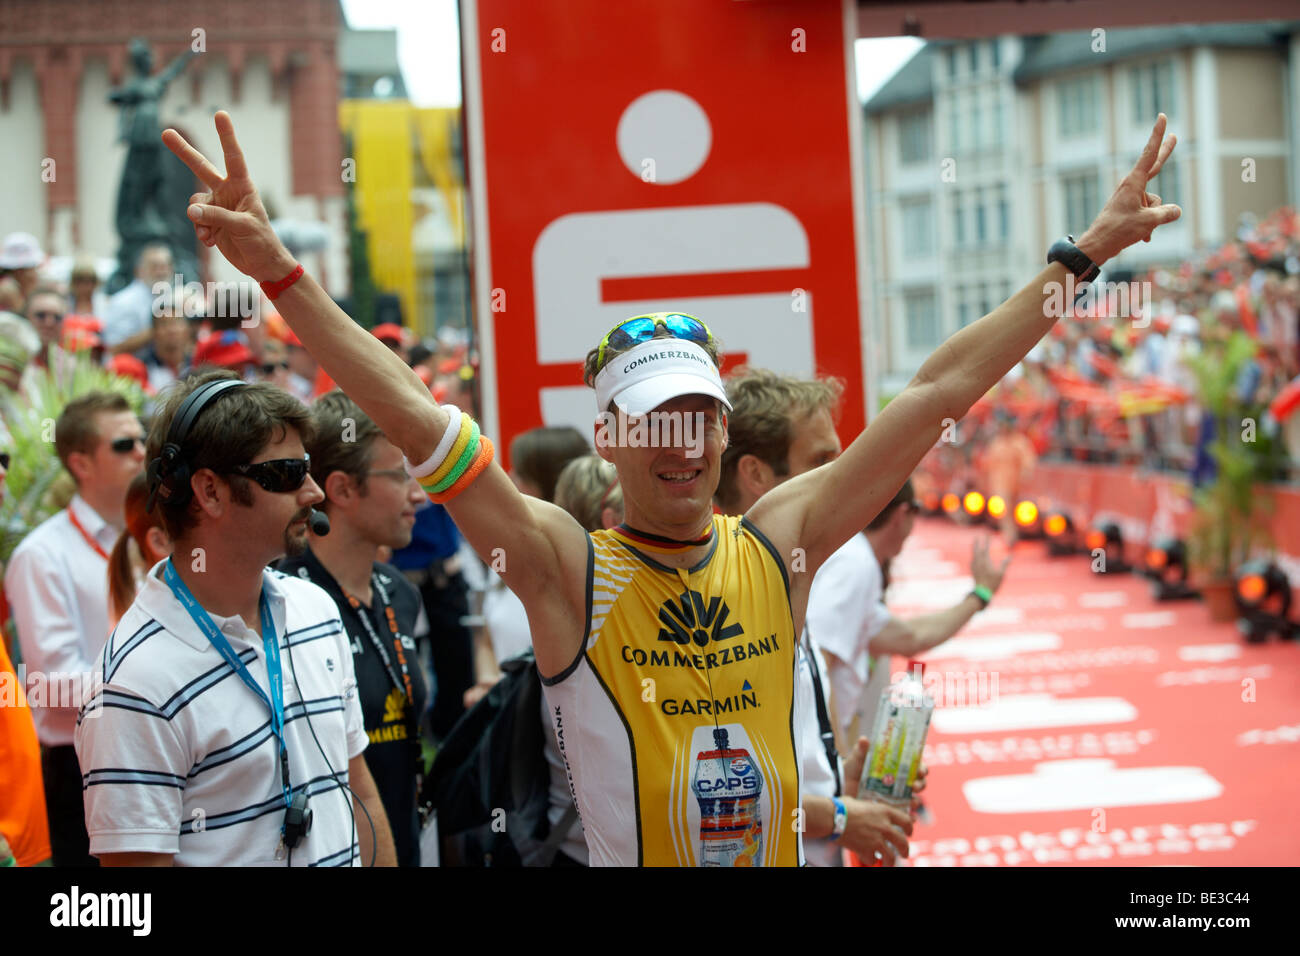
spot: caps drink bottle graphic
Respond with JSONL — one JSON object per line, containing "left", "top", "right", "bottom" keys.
{"left": 692, "top": 727, "right": 764, "bottom": 866}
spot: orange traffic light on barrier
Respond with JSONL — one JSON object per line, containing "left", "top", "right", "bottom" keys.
{"left": 987, "top": 495, "right": 1006, "bottom": 519}
{"left": 941, "top": 493, "right": 960, "bottom": 515}
{"left": 1044, "top": 514, "right": 1067, "bottom": 537}
{"left": 963, "top": 491, "right": 985, "bottom": 516}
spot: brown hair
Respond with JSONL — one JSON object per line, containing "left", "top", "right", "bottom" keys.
{"left": 509, "top": 426, "right": 591, "bottom": 503}
{"left": 867, "top": 478, "right": 916, "bottom": 531}
{"left": 554, "top": 454, "right": 622, "bottom": 532}
{"left": 305, "top": 390, "right": 385, "bottom": 512}
{"left": 108, "top": 472, "right": 169, "bottom": 622}
{"left": 581, "top": 321, "right": 722, "bottom": 388}
{"left": 54, "top": 392, "right": 133, "bottom": 474}
{"left": 715, "top": 367, "right": 844, "bottom": 512}
{"left": 146, "top": 369, "right": 314, "bottom": 538}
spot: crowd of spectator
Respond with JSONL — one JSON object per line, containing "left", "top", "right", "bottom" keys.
{"left": 955, "top": 207, "right": 1300, "bottom": 483}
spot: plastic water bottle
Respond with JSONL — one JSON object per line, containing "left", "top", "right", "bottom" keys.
{"left": 692, "top": 727, "right": 764, "bottom": 866}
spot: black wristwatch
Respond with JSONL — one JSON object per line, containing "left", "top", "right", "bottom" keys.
{"left": 1046, "top": 235, "right": 1101, "bottom": 282}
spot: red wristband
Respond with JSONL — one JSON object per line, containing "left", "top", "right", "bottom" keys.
{"left": 260, "top": 263, "right": 304, "bottom": 301}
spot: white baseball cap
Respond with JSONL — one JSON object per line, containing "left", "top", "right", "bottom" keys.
{"left": 0, "top": 232, "right": 44, "bottom": 270}
{"left": 594, "top": 338, "right": 731, "bottom": 417}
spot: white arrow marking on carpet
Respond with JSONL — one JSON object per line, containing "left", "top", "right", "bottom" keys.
{"left": 1122, "top": 611, "right": 1177, "bottom": 629}
{"left": 1178, "top": 643, "right": 1241, "bottom": 663}
{"left": 1078, "top": 591, "right": 1128, "bottom": 608}
{"left": 923, "top": 632, "right": 1062, "bottom": 662}
{"left": 931, "top": 693, "right": 1136, "bottom": 734}
{"left": 963, "top": 759, "right": 1223, "bottom": 813}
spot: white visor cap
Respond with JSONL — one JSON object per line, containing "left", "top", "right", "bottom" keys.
{"left": 593, "top": 338, "right": 731, "bottom": 417}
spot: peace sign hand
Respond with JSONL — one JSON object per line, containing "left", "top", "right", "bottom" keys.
{"left": 1075, "top": 113, "right": 1182, "bottom": 266}
{"left": 162, "top": 111, "right": 296, "bottom": 283}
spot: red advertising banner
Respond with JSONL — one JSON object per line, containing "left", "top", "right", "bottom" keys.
{"left": 461, "top": 0, "right": 868, "bottom": 456}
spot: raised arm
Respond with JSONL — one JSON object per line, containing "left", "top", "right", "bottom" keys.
{"left": 751, "top": 114, "right": 1181, "bottom": 572}
{"left": 162, "top": 112, "right": 590, "bottom": 675}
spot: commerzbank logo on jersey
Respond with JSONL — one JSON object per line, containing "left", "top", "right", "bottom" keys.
{"left": 658, "top": 589, "right": 744, "bottom": 646}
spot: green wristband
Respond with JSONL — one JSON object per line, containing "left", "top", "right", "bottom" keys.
{"left": 429, "top": 420, "right": 481, "bottom": 493}
{"left": 972, "top": 585, "right": 993, "bottom": 609}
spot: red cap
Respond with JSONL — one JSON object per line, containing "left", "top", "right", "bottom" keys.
{"left": 64, "top": 313, "right": 105, "bottom": 334}
{"left": 109, "top": 353, "right": 152, "bottom": 392}
{"left": 371, "top": 323, "right": 409, "bottom": 346}
{"left": 192, "top": 330, "right": 256, "bottom": 370}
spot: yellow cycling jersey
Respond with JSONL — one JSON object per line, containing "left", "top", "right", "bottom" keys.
{"left": 541, "top": 513, "right": 802, "bottom": 866}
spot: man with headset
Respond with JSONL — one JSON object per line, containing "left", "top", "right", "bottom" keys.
{"left": 75, "top": 370, "right": 397, "bottom": 866}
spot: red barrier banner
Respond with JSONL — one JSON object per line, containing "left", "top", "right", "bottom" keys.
{"left": 461, "top": 0, "right": 868, "bottom": 455}
{"left": 1026, "top": 462, "right": 1300, "bottom": 598}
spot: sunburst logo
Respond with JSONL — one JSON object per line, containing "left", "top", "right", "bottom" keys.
{"left": 657, "top": 589, "right": 744, "bottom": 647}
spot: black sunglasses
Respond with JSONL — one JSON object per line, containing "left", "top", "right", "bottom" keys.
{"left": 0, "top": 452, "right": 9, "bottom": 470}
{"left": 261, "top": 361, "right": 290, "bottom": 375}
{"left": 110, "top": 436, "right": 145, "bottom": 454}
{"left": 227, "top": 456, "right": 312, "bottom": 493}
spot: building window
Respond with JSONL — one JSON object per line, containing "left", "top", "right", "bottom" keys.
{"left": 957, "top": 292, "right": 975, "bottom": 328}
{"left": 981, "top": 285, "right": 994, "bottom": 317}
{"left": 970, "top": 97, "right": 982, "bottom": 152}
{"left": 975, "top": 189, "right": 988, "bottom": 243}
{"left": 947, "top": 47, "right": 959, "bottom": 79}
{"left": 1132, "top": 61, "right": 1175, "bottom": 122}
{"left": 899, "top": 110, "right": 932, "bottom": 165}
{"left": 905, "top": 290, "right": 940, "bottom": 350}
{"left": 1057, "top": 75, "right": 1099, "bottom": 137}
{"left": 948, "top": 100, "right": 962, "bottom": 154}
{"left": 1149, "top": 158, "right": 1181, "bottom": 210}
{"left": 968, "top": 44, "right": 979, "bottom": 75}
{"left": 901, "top": 197, "right": 935, "bottom": 257}
{"left": 1063, "top": 171, "right": 1101, "bottom": 231}
{"left": 990, "top": 39, "right": 1000, "bottom": 70}
{"left": 997, "top": 184, "right": 1010, "bottom": 239}
{"left": 990, "top": 96, "right": 1004, "bottom": 148}
{"left": 953, "top": 193, "right": 966, "bottom": 245}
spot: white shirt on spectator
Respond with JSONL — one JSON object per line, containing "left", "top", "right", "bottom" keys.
{"left": 805, "top": 533, "right": 894, "bottom": 744}
{"left": 103, "top": 279, "right": 155, "bottom": 348}
{"left": 75, "top": 562, "right": 368, "bottom": 865}
{"left": 797, "top": 628, "right": 845, "bottom": 867}
{"left": 482, "top": 570, "right": 532, "bottom": 664}
{"left": 4, "top": 494, "right": 117, "bottom": 746}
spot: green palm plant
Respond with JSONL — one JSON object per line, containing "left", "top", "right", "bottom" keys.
{"left": 1, "top": 355, "right": 146, "bottom": 565}
{"left": 1185, "top": 327, "right": 1269, "bottom": 582}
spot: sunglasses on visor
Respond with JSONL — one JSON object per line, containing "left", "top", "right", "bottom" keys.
{"left": 227, "top": 456, "right": 312, "bottom": 493}
{"left": 596, "top": 313, "right": 714, "bottom": 369}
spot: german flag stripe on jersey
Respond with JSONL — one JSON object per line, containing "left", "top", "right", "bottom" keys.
{"left": 541, "top": 513, "right": 802, "bottom": 866}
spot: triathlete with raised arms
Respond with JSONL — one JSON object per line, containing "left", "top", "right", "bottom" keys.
{"left": 164, "top": 111, "right": 1180, "bottom": 865}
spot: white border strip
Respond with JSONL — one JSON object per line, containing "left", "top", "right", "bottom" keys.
{"left": 842, "top": 0, "right": 877, "bottom": 423}
{"left": 460, "top": 0, "right": 500, "bottom": 440}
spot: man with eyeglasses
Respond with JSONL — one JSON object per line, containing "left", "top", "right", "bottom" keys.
{"left": 4, "top": 392, "right": 146, "bottom": 866}
{"left": 74, "top": 371, "right": 395, "bottom": 866}
{"left": 165, "top": 111, "right": 1181, "bottom": 865}
{"left": 277, "top": 391, "right": 429, "bottom": 866}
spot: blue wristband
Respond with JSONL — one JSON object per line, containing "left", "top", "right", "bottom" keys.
{"left": 830, "top": 796, "right": 848, "bottom": 840}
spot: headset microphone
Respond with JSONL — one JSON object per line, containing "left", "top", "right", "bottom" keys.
{"left": 308, "top": 508, "right": 330, "bottom": 536}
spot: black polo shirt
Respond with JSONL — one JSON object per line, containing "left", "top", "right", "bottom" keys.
{"left": 278, "top": 547, "right": 429, "bottom": 866}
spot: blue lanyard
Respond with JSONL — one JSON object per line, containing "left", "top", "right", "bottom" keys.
{"left": 163, "top": 559, "right": 292, "bottom": 809}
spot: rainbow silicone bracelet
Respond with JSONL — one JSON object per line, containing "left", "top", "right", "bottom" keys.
{"left": 424, "top": 414, "right": 474, "bottom": 487}
{"left": 405, "top": 405, "right": 462, "bottom": 479}
{"left": 428, "top": 437, "right": 495, "bottom": 504}
{"left": 425, "top": 420, "right": 481, "bottom": 494}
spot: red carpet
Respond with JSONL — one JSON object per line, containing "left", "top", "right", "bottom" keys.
{"left": 884, "top": 518, "right": 1300, "bottom": 866}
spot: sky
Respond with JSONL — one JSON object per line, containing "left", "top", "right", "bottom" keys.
{"left": 340, "top": 0, "right": 924, "bottom": 107}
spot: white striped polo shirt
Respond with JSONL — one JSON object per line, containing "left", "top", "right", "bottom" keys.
{"left": 75, "top": 561, "right": 368, "bottom": 866}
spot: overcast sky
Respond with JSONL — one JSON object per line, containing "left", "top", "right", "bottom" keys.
{"left": 341, "top": 0, "right": 923, "bottom": 107}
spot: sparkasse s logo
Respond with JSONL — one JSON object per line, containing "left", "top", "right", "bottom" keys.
{"left": 657, "top": 589, "right": 744, "bottom": 646}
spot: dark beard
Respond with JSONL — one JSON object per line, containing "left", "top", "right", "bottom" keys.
{"left": 283, "top": 525, "right": 309, "bottom": 558}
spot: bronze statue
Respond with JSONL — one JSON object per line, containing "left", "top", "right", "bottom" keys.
{"left": 107, "top": 38, "right": 198, "bottom": 293}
